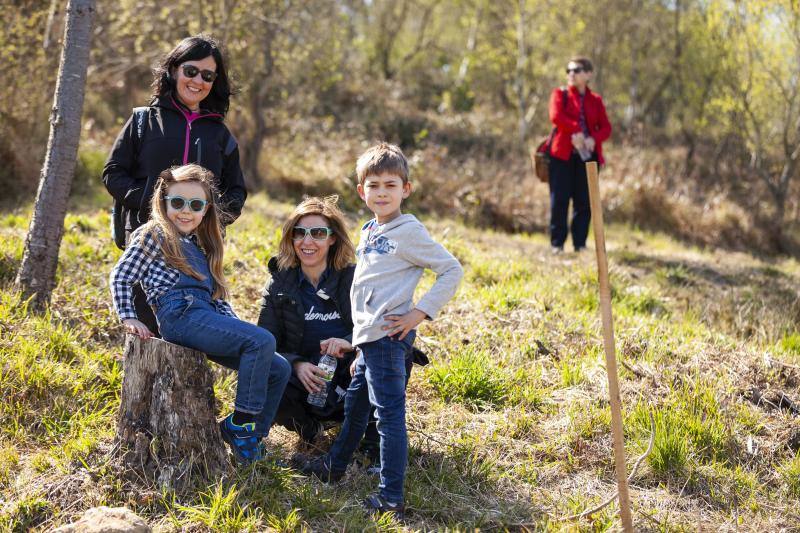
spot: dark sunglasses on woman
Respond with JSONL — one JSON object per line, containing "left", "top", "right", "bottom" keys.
{"left": 164, "top": 195, "right": 209, "bottom": 212}
{"left": 181, "top": 64, "right": 218, "bottom": 83}
{"left": 292, "top": 226, "right": 333, "bottom": 241}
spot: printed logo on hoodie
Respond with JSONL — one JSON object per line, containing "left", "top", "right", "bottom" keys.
{"left": 362, "top": 234, "right": 398, "bottom": 255}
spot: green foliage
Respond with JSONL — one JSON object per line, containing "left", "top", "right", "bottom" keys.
{"left": 0, "top": 443, "right": 19, "bottom": 488}
{"left": 174, "top": 484, "right": 264, "bottom": 532}
{"left": 627, "top": 382, "right": 734, "bottom": 479}
{"left": 780, "top": 453, "right": 800, "bottom": 498}
{"left": 427, "top": 350, "right": 508, "bottom": 410}
{"left": 0, "top": 497, "right": 52, "bottom": 532}
{"left": 780, "top": 333, "right": 800, "bottom": 356}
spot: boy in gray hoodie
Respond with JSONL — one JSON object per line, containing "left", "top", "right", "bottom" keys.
{"left": 299, "top": 142, "right": 463, "bottom": 518}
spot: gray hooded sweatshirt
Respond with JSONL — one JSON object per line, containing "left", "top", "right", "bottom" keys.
{"left": 350, "top": 213, "right": 464, "bottom": 346}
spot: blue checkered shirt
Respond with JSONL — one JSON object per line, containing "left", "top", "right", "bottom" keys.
{"left": 109, "top": 226, "right": 237, "bottom": 321}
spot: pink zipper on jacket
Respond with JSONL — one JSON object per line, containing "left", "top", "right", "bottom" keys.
{"left": 170, "top": 96, "right": 223, "bottom": 164}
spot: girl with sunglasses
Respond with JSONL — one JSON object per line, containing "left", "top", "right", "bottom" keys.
{"left": 110, "top": 164, "right": 289, "bottom": 465}
{"left": 546, "top": 56, "right": 612, "bottom": 253}
{"left": 103, "top": 34, "right": 247, "bottom": 336}
{"left": 256, "top": 197, "right": 384, "bottom": 465}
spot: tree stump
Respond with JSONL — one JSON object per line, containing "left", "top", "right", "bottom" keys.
{"left": 116, "top": 335, "right": 229, "bottom": 490}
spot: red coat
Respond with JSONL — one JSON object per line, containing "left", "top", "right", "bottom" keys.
{"left": 549, "top": 85, "right": 612, "bottom": 164}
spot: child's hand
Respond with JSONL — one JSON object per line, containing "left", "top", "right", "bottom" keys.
{"left": 382, "top": 309, "right": 427, "bottom": 340}
{"left": 123, "top": 318, "right": 153, "bottom": 339}
{"left": 320, "top": 337, "right": 353, "bottom": 358}
{"left": 295, "top": 361, "right": 327, "bottom": 393}
{"left": 350, "top": 349, "right": 361, "bottom": 377}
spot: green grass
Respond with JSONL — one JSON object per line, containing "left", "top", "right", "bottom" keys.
{"left": 1, "top": 192, "right": 800, "bottom": 529}
{"left": 427, "top": 349, "right": 509, "bottom": 410}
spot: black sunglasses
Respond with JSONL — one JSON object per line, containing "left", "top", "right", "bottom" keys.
{"left": 181, "top": 64, "right": 218, "bottom": 83}
{"left": 164, "top": 195, "right": 208, "bottom": 212}
{"left": 292, "top": 226, "right": 333, "bottom": 241}
{"left": 566, "top": 67, "right": 585, "bottom": 74}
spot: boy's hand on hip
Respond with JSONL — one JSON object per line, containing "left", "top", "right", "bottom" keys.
{"left": 383, "top": 309, "right": 426, "bottom": 340}
{"left": 123, "top": 318, "right": 153, "bottom": 339}
{"left": 294, "top": 361, "right": 327, "bottom": 394}
{"left": 319, "top": 337, "right": 353, "bottom": 358}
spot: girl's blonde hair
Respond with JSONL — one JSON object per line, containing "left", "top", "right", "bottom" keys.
{"left": 140, "top": 164, "right": 229, "bottom": 300}
{"left": 277, "top": 196, "right": 356, "bottom": 271}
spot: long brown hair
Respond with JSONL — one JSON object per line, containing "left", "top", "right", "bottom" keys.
{"left": 276, "top": 196, "right": 356, "bottom": 271}
{"left": 139, "top": 164, "right": 229, "bottom": 300}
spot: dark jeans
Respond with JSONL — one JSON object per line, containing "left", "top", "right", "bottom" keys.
{"left": 327, "top": 331, "right": 416, "bottom": 504}
{"left": 548, "top": 152, "right": 595, "bottom": 249}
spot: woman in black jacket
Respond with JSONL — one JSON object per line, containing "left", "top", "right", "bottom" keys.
{"left": 103, "top": 35, "right": 247, "bottom": 333}
{"left": 258, "top": 196, "right": 383, "bottom": 462}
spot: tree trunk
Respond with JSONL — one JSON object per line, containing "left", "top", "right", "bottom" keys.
{"left": 15, "top": 0, "right": 95, "bottom": 309}
{"left": 116, "top": 336, "right": 229, "bottom": 491}
{"left": 239, "top": 13, "right": 276, "bottom": 188}
{"left": 514, "top": 0, "right": 529, "bottom": 145}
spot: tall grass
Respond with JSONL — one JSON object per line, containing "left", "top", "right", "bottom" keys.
{"left": 1, "top": 193, "right": 799, "bottom": 529}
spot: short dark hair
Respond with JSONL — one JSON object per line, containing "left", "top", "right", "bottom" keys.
{"left": 355, "top": 142, "right": 410, "bottom": 184}
{"left": 568, "top": 56, "right": 594, "bottom": 72}
{"left": 151, "top": 35, "right": 234, "bottom": 116}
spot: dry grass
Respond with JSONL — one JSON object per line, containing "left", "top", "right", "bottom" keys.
{"left": 1, "top": 192, "right": 800, "bottom": 530}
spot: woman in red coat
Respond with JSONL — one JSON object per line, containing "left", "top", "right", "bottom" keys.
{"left": 547, "top": 56, "right": 612, "bottom": 253}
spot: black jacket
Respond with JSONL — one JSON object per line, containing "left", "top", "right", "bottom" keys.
{"left": 102, "top": 96, "right": 247, "bottom": 234}
{"left": 257, "top": 257, "right": 356, "bottom": 388}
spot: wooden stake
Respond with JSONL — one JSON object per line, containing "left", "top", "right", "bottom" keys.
{"left": 586, "top": 161, "right": 634, "bottom": 531}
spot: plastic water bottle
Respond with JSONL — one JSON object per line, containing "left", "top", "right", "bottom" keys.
{"left": 307, "top": 354, "right": 337, "bottom": 407}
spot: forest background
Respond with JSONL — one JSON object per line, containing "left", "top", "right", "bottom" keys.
{"left": 4, "top": 0, "right": 800, "bottom": 255}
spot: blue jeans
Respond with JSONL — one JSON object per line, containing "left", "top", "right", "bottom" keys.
{"left": 156, "top": 289, "right": 291, "bottom": 437}
{"left": 328, "top": 331, "right": 416, "bottom": 503}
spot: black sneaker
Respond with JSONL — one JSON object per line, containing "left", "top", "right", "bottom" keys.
{"left": 363, "top": 493, "right": 405, "bottom": 521}
{"left": 297, "top": 455, "right": 345, "bottom": 483}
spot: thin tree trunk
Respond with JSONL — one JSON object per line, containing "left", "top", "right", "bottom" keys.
{"left": 15, "top": 0, "right": 95, "bottom": 309}
{"left": 455, "top": 2, "right": 482, "bottom": 87}
{"left": 240, "top": 21, "right": 275, "bottom": 187}
{"left": 515, "top": 0, "right": 529, "bottom": 145}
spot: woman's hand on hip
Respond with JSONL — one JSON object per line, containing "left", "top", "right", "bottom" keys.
{"left": 123, "top": 318, "right": 153, "bottom": 339}
{"left": 294, "top": 361, "right": 327, "bottom": 393}
{"left": 319, "top": 337, "right": 353, "bottom": 358}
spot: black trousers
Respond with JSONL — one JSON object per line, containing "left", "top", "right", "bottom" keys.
{"left": 548, "top": 153, "right": 594, "bottom": 249}
{"left": 273, "top": 380, "right": 380, "bottom": 446}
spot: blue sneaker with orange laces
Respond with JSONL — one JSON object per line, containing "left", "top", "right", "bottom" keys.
{"left": 219, "top": 414, "right": 262, "bottom": 465}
